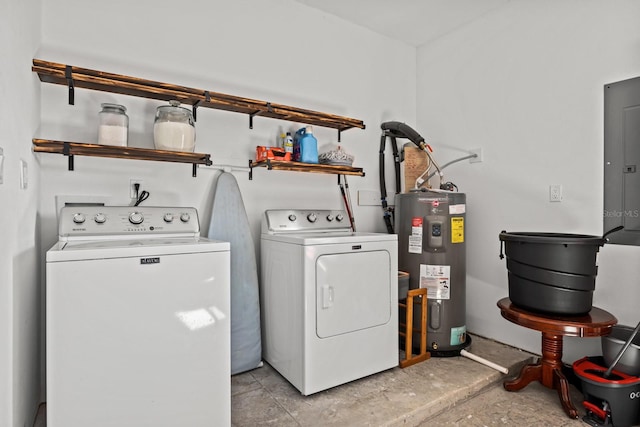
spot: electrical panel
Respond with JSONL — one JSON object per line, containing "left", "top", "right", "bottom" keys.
{"left": 604, "top": 75, "right": 640, "bottom": 245}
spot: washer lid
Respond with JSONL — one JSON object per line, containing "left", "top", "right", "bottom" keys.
{"left": 47, "top": 237, "right": 229, "bottom": 262}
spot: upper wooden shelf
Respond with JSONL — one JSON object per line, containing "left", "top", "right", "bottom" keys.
{"left": 32, "top": 59, "right": 366, "bottom": 136}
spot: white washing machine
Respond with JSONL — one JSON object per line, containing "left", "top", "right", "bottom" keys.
{"left": 46, "top": 206, "right": 230, "bottom": 427}
{"left": 260, "top": 209, "right": 398, "bottom": 395}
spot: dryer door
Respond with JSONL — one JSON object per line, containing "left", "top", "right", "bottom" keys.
{"left": 316, "top": 250, "right": 391, "bottom": 338}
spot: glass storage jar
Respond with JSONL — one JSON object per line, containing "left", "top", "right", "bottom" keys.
{"left": 97, "top": 103, "right": 128, "bottom": 146}
{"left": 153, "top": 100, "right": 196, "bottom": 152}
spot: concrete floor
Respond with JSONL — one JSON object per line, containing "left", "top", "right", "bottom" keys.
{"left": 34, "top": 334, "right": 593, "bottom": 427}
{"left": 230, "top": 334, "right": 589, "bottom": 427}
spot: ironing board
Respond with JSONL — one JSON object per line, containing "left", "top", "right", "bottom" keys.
{"left": 208, "top": 172, "right": 261, "bottom": 375}
{"left": 497, "top": 297, "right": 617, "bottom": 419}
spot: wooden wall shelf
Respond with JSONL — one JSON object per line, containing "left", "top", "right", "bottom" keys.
{"left": 32, "top": 59, "right": 366, "bottom": 138}
{"left": 249, "top": 159, "right": 364, "bottom": 180}
{"left": 33, "top": 58, "right": 366, "bottom": 178}
{"left": 33, "top": 139, "right": 212, "bottom": 177}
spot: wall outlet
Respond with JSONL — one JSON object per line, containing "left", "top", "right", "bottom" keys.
{"left": 549, "top": 184, "right": 563, "bottom": 202}
{"left": 470, "top": 148, "right": 483, "bottom": 163}
{"left": 130, "top": 179, "right": 144, "bottom": 199}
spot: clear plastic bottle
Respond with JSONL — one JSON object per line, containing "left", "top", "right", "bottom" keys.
{"left": 284, "top": 132, "right": 294, "bottom": 154}
{"left": 97, "top": 103, "right": 128, "bottom": 146}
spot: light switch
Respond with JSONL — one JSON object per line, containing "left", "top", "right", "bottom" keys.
{"left": 20, "top": 159, "right": 27, "bottom": 189}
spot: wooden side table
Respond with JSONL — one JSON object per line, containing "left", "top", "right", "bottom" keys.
{"left": 497, "top": 297, "right": 617, "bottom": 419}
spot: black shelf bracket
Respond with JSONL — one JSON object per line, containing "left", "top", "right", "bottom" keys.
{"left": 249, "top": 103, "right": 273, "bottom": 129}
{"left": 65, "top": 65, "right": 74, "bottom": 105}
{"left": 248, "top": 158, "right": 273, "bottom": 180}
{"left": 192, "top": 101, "right": 200, "bottom": 121}
{"left": 337, "top": 125, "right": 356, "bottom": 142}
{"left": 192, "top": 164, "right": 198, "bottom": 177}
{"left": 192, "top": 91, "right": 210, "bottom": 122}
{"left": 62, "top": 142, "right": 74, "bottom": 170}
{"left": 249, "top": 110, "right": 262, "bottom": 129}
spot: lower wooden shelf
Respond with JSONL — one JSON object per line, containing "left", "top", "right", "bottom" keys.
{"left": 32, "top": 139, "right": 212, "bottom": 176}
{"left": 249, "top": 159, "right": 364, "bottom": 179}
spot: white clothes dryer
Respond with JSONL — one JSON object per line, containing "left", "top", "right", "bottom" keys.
{"left": 46, "top": 206, "right": 230, "bottom": 427}
{"left": 260, "top": 209, "right": 398, "bottom": 395}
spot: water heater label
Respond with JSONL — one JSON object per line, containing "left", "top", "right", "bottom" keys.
{"left": 408, "top": 217, "right": 423, "bottom": 254}
{"left": 419, "top": 264, "right": 450, "bottom": 300}
{"left": 451, "top": 217, "right": 464, "bottom": 243}
{"left": 449, "top": 204, "right": 466, "bottom": 214}
{"left": 450, "top": 326, "right": 467, "bottom": 346}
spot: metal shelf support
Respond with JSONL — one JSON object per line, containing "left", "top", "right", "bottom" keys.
{"left": 192, "top": 91, "right": 210, "bottom": 122}
{"left": 62, "top": 142, "right": 74, "bottom": 170}
{"left": 65, "top": 65, "right": 74, "bottom": 105}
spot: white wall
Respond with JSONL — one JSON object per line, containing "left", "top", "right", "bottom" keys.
{"left": 37, "top": 0, "right": 415, "bottom": 244}
{"left": 0, "top": 0, "right": 43, "bottom": 426}
{"left": 36, "top": 0, "right": 416, "bottom": 395}
{"left": 416, "top": 0, "right": 640, "bottom": 361}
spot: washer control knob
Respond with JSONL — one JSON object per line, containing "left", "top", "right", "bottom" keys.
{"left": 307, "top": 213, "right": 317, "bottom": 223}
{"left": 180, "top": 212, "right": 191, "bottom": 223}
{"left": 128, "top": 212, "right": 144, "bottom": 225}
{"left": 288, "top": 214, "right": 297, "bottom": 222}
{"left": 163, "top": 213, "right": 174, "bottom": 223}
{"left": 94, "top": 213, "right": 107, "bottom": 224}
{"left": 336, "top": 214, "right": 344, "bottom": 222}
{"left": 326, "top": 214, "right": 334, "bottom": 222}
{"left": 72, "top": 213, "right": 86, "bottom": 224}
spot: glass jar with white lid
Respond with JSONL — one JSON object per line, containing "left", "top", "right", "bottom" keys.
{"left": 153, "top": 100, "right": 196, "bottom": 152}
{"left": 97, "top": 103, "right": 128, "bottom": 146}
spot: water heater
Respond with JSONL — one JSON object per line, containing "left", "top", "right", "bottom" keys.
{"left": 395, "top": 189, "right": 468, "bottom": 355}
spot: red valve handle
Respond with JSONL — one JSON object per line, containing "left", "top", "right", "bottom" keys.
{"left": 582, "top": 401, "right": 607, "bottom": 421}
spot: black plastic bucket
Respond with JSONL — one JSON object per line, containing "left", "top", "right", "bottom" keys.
{"left": 506, "top": 258, "right": 596, "bottom": 291}
{"left": 500, "top": 232, "right": 606, "bottom": 276}
{"left": 499, "top": 232, "right": 606, "bottom": 315}
{"left": 507, "top": 272, "right": 593, "bottom": 315}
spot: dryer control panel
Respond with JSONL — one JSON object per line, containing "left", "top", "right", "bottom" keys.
{"left": 58, "top": 206, "right": 200, "bottom": 238}
{"left": 263, "top": 209, "right": 351, "bottom": 234}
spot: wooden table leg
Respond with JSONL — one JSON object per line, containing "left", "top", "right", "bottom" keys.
{"left": 540, "top": 332, "right": 563, "bottom": 387}
{"left": 541, "top": 333, "right": 577, "bottom": 419}
{"left": 504, "top": 363, "right": 541, "bottom": 391}
{"left": 553, "top": 367, "right": 578, "bottom": 419}
{"left": 503, "top": 332, "right": 577, "bottom": 419}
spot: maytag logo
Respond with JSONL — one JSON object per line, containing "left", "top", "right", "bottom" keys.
{"left": 140, "top": 257, "right": 160, "bottom": 265}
